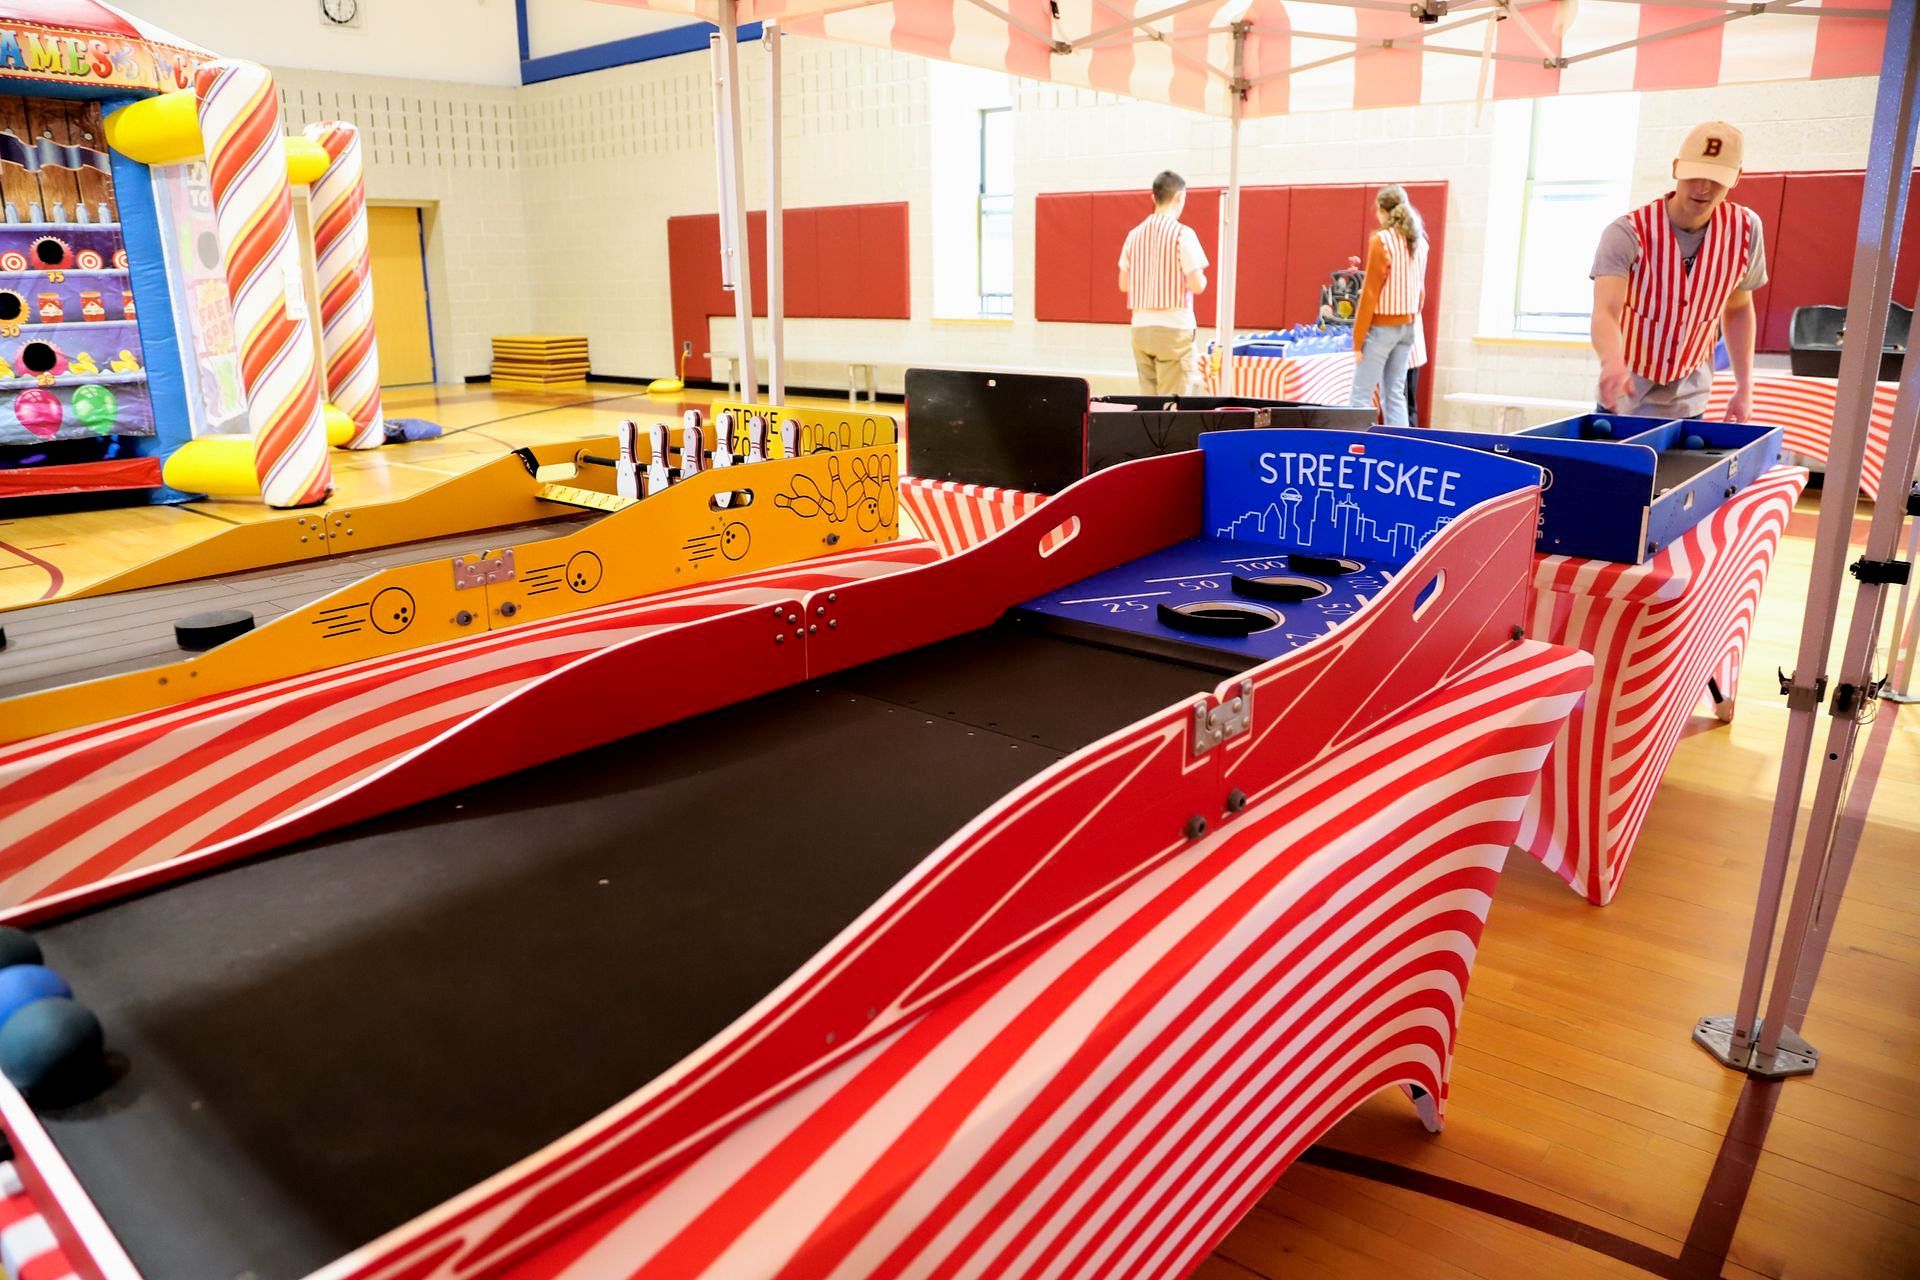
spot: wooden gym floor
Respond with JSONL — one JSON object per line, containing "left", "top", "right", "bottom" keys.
{"left": 2, "top": 382, "right": 1915, "bottom": 1278}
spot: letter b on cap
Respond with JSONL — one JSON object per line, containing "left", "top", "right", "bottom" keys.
{"left": 1704, "top": 137, "right": 1723, "bottom": 157}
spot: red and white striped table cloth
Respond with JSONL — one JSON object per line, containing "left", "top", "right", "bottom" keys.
{"left": 1203, "top": 347, "right": 1357, "bottom": 405}
{"left": 1516, "top": 466, "right": 1807, "bottom": 905}
{"left": 1707, "top": 370, "right": 1901, "bottom": 500}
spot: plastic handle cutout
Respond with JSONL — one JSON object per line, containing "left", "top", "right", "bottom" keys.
{"left": 1038, "top": 515, "right": 1081, "bottom": 558}
{"left": 1411, "top": 569, "right": 1445, "bottom": 621}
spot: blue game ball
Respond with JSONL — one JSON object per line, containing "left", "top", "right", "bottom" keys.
{"left": 0, "top": 998, "right": 102, "bottom": 1098}
{"left": 0, "top": 965, "right": 70, "bottom": 1028}
{"left": 0, "top": 928, "right": 40, "bottom": 971}
{"left": 1684, "top": 433, "right": 1706, "bottom": 450}
{"left": 1590, "top": 419, "right": 1613, "bottom": 439}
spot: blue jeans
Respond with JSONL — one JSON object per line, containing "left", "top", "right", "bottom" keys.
{"left": 1349, "top": 323, "right": 1415, "bottom": 426}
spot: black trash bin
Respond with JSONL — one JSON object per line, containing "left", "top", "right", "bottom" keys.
{"left": 1790, "top": 303, "right": 1909, "bottom": 381}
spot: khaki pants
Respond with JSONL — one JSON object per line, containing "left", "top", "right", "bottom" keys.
{"left": 1132, "top": 326, "right": 1196, "bottom": 396}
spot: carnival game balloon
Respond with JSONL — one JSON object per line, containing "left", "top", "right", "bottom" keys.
{"left": 71, "top": 383, "right": 116, "bottom": 433}
{"left": 14, "top": 388, "right": 61, "bottom": 439}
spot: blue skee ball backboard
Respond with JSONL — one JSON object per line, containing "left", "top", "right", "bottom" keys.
{"left": 1198, "top": 429, "right": 1543, "bottom": 566}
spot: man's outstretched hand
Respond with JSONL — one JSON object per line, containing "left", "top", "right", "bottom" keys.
{"left": 1597, "top": 355, "right": 1633, "bottom": 412}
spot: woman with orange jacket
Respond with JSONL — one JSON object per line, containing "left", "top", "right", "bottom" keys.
{"left": 1347, "top": 185, "right": 1428, "bottom": 427}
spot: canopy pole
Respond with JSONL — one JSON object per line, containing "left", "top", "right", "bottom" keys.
{"left": 713, "top": 4, "right": 757, "bottom": 404}
{"left": 708, "top": 35, "right": 735, "bottom": 293}
{"left": 1216, "top": 22, "right": 1247, "bottom": 399}
{"left": 1694, "top": 0, "right": 1920, "bottom": 1079}
{"left": 1887, "top": 509, "right": 1920, "bottom": 701}
{"left": 766, "top": 21, "right": 785, "bottom": 406}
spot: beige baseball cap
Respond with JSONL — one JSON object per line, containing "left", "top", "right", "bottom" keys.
{"left": 1674, "top": 121, "right": 1744, "bottom": 188}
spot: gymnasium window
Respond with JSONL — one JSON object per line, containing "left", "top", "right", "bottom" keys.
{"left": 978, "top": 107, "right": 1013, "bottom": 317}
{"left": 928, "top": 63, "right": 1013, "bottom": 319}
{"left": 1502, "top": 93, "right": 1639, "bottom": 336}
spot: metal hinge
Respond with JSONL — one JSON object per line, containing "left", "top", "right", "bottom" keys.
{"left": 1192, "top": 679, "right": 1254, "bottom": 758}
{"left": 1849, "top": 556, "right": 1911, "bottom": 586}
{"left": 452, "top": 548, "right": 515, "bottom": 590}
{"left": 1779, "top": 667, "right": 1827, "bottom": 713}
{"left": 1831, "top": 676, "right": 1889, "bottom": 719}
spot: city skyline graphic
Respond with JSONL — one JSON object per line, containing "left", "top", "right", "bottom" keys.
{"left": 1215, "top": 484, "right": 1454, "bottom": 559}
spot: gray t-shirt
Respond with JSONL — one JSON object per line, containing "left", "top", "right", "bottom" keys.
{"left": 1590, "top": 205, "right": 1767, "bottom": 292}
{"left": 1590, "top": 204, "right": 1766, "bottom": 417}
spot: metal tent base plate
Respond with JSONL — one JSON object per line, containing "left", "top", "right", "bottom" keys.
{"left": 1693, "top": 1015, "right": 1820, "bottom": 1078}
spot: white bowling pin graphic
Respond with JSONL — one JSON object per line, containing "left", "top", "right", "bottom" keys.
{"left": 709, "top": 409, "right": 735, "bottom": 509}
{"left": 679, "top": 421, "right": 705, "bottom": 481}
{"left": 709, "top": 409, "right": 735, "bottom": 470}
{"left": 647, "top": 421, "right": 671, "bottom": 494}
{"left": 615, "top": 420, "right": 640, "bottom": 500}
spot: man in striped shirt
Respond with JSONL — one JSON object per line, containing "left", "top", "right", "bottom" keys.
{"left": 1118, "top": 171, "right": 1209, "bottom": 395}
{"left": 1590, "top": 121, "right": 1766, "bottom": 421}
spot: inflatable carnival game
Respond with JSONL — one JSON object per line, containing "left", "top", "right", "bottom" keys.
{"left": 0, "top": 1, "right": 382, "bottom": 510}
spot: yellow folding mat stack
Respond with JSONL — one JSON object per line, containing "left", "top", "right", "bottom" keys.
{"left": 491, "top": 334, "right": 591, "bottom": 386}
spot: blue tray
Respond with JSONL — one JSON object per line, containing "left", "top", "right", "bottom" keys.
{"left": 1383, "top": 415, "right": 1783, "bottom": 562}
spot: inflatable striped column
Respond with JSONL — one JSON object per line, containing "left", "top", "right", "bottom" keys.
{"left": 194, "top": 60, "right": 330, "bottom": 507}
{"left": 304, "top": 121, "right": 385, "bottom": 449}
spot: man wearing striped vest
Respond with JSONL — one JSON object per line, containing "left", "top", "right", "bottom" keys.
{"left": 1118, "top": 171, "right": 1210, "bottom": 396}
{"left": 1591, "top": 121, "right": 1766, "bottom": 423}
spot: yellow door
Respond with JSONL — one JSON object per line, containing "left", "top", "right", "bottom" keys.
{"left": 367, "top": 205, "right": 435, "bottom": 386}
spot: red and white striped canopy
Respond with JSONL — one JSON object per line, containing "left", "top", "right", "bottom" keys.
{"left": 600, "top": 0, "right": 1889, "bottom": 117}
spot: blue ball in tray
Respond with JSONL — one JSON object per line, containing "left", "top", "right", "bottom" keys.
{"left": 0, "top": 964, "right": 69, "bottom": 1027}
{"left": 1684, "top": 433, "right": 1706, "bottom": 450}
{"left": 1589, "top": 419, "right": 1613, "bottom": 439}
{"left": 0, "top": 998, "right": 104, "bottom": 1100}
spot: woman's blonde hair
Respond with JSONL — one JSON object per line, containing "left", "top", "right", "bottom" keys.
{"left": 1377, "top": 184, "right": 1424, "bottom": 249}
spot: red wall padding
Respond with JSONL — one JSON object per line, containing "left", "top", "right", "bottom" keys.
{"left": 1742, "top": 169, "right": 1920, "bottom": 354}
{"left": 668, "top": 202, "right": 910, "bottom": 380}
{"left": 1038, "top": 181, "right": 1447, "bottom": 422}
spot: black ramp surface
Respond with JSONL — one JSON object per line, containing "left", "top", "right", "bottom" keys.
{"left": 31, "top": 627, "right": 1215, "bottom": 1280}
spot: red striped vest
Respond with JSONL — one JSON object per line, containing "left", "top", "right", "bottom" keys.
{"left": 1376, "top": 228, "right": 1424, "bottom": 315}
{"left": 1622, "top": 196, "right": 1753, "bottom": 386}
{"left": 1124, "top": 213, "right": 1192, "bottom": 312}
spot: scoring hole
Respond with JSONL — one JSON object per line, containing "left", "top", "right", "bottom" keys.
{"left": 709, "top": 489, "right": 754, "bottom": 510}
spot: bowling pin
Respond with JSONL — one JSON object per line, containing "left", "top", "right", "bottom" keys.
{"left": 647, "top": 421, "right": 671, "bottom": 494}
{"left": 615, "top": 419, "right": 640, "bottom": 501}
{"left": 679, "top": 420, "right": 705, "bottom": 482}
{"left": 708, "top": 408, "right": 735, "bottom": 509}
{"left": 709, "top": 409, "right": 735, "bottom": 470}
{"left": 781, "top": 418, "right": 801, "bottom": 460}
{"left": 746, "top": 413, "right": 768, "bottom": 464}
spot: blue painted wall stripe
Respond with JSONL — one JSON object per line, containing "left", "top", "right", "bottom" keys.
{"left": 517, "top": 13, "right": 762, "bottom": 85}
